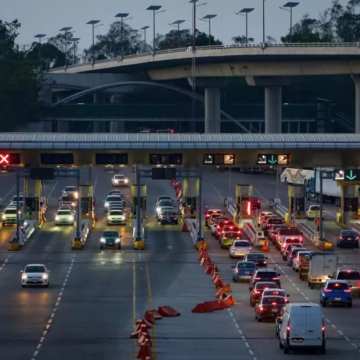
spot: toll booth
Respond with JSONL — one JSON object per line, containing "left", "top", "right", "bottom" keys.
{"left": 24, "top": 179, "right": 42, "bottom": 227}
{"left": 235, "top": 184, "right": 253, "bottom": 228}
{"left": 183, "top": 178, "right": 199, "bottom": 219}
{"left": 339, "top": 185, "right": 358, "bottom": 227}
{"left": 288, "top": 184, "right": 306, "bottom": 225}
{"left": 131, "top": 184, "right": 147, "bottom": 220}
{"left": 79, "top": 185, "right": 93, "bottom": 221}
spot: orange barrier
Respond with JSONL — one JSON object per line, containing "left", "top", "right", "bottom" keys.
{"left": 223, "top": 284, "right": 232, "bottom": 293}
{"left": 145, "top": 310, "right": 162, "bottom": 321}
{"left": 137, "top": 339, "right": 152, "bottom": 360}
{"left": 157, "top": 306, "right": 181, "bottom": 317}
{"left": 205, "top": 263, "right": 215, "bottom": 274}
{"left": 181, "top": 222, "right": 189, "bottom": 232}
{"left": 220, "top": 293, "right": 236, "bottom": 306}
{"left": 262, "top": 240, "right": 269, "bottom": 252}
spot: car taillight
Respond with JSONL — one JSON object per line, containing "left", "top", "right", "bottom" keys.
{"left": 356, "top": 236, "right": 359, "bottom": 240}
{"left": 273, "top": 277, "right": 279, "bottom": 280}
{"left": 264, "top": 261, "right": 267, "bottom": 264}
{"left": 339, "top": 236, "right": 343, "bottom": 240}
{"left": 344, "top": 289, "right": 351, "bottom": 293}
{"left": 297, "top": 258, "right": 301, "bottom": 263}
{"left": 249, "top": 247, "right": 252, "bottom": 250}
{"left": 206, "top": 214, "right": 210, "bottom": 218}
{"left": 230, "top": 226, "right": 233, "bottom": 229}
{"left": 259, "top": 306, "right": 264, "bottom": 312}
{"left": 254, "top": 277, "right": 261, "bottom": 280}
{"left": 235, "top": 269, "right": 239, "bottom": 274}
{"left": 321, "top": 326, "right": 325, "bottom": 331}
{"left": 324, "top": 289, "right": 332, "bottom": 293}
{"left": 300, "top": 236, "right": 303, "bottom": 241}
{"left": 253, "top": 290, "right": 260, "bottom": 295}
{"left": 290, "top": 255, "right": 293, "bottom": 258}
{"left": 217, "top": 226, "right": 220, "bottom": 229}
{"left": 222, "top": 231, "right": 225, "bottom": 234}
{"left": 271, "top": 302, "right": 277, "bottom": 306}
{"left": 237, "top": 231, "right": 241, "bottom": 234}
{"left": 285, "top": 298, "right": 289, "bottom": 303}
{"left": 287, "top": 326, "right": 290, "bottom": 332}
{"left": 231, "top": 246, "right": 236, "bottom": 250}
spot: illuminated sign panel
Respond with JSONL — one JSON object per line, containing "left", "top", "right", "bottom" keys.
{"left": 257, "top": 154, "right": 290, "bottom": 166}
{"left": 95, "top": 153, "right": 128, "bottom": 165}
{"left": 334, "top": 169, "right": 360, "bottom": 182}
{"left": 203, "top": 154, "right": 235, "bottom": 165}
{"left": 41, "top": 153, "right": 74, "bottom": 165}
{"left": 0, "top": 153, "right": 20, "bottom": 165}
{"left": 152, "top": 168, "right": 176, "bottom": 180}
{"left": 149, "top": 154, "right": 182, "bottom": 165}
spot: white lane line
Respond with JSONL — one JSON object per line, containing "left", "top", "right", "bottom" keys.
{"left": 93, "top": 174, "right": 99, "bottom": 191}
{"left": 206, "top": 176, "right": 225, "bottom": 201}
{"left": 332, "top": 324, "right": 337, "bottom": 329}
{"left": 47, "top": 181, "right": 58, "bottom": 198}
{"left": 227, "top": 308, "right": 257, "bottom": 358}
{"left": 338, "top": 330, "right": 344, "bottom": 336}
{"left": 325, "top": 318, "right": 330, "bottom": 323}
{"left": 0, "top": 255, "right": 11, "bottom": 273}
{"left": 30, "top": 255, "right": 76, "bottom": 359}
{"left": 1, "top": 185, "right": 16, "bottom": 203}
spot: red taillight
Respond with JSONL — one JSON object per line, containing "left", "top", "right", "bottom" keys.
{"left": 344, "top": 289, "right": 351, "bottom": 293}
{"left": 253, "top": 290, "right": 260, "bottom": 295}
{"left": 347, "top": 270, "right": 351, "bottom": 273}
{"left": 264, "top": 261, "right": 267, "bottom": 264}
{"left": 235, "top": 269, "right": 239, "bottom": 274}
{"left": 339, "top": 236, "right": 343, "bottom": 240}
{"left": 170, "top": 129, "right": 174, "bottom": 133}
{"left": 285, "top": 298, "right": 289, "bottom": 303}
{"left": 224, "top": 221, "right": 229, "bottom": 224}
{"left": 273, "top": 292, "right": 279, "bottom": 295}
{"left": 356, "top": 236, "right": 359, "bottom": 240}
{"left": 271, "top": 302, "right": 277, "bottom": 306}
{"left": 230, "top": 226, "right": 233, "bottom": 229}
{"left": 287, "top": 326, "right": 290, "bottom": 331}
{"left": 321, "top": 326, "right": 325, "bottom": 331}
{"left": 297, "top": 258, "right": 301, "bottom": 263}
{"left": 254, "top": 277, "right": 261, "bottom": 280}
{"left": 335, "top": 283, "right": 340, "bottom": 287}
{"left": 249, "top": 247, "right": 252, "bottom": 250}
{"left": 273, "top": 277, "right": 279, "bottom": 280}
{"left": 259, "top": 306, "right": 264, "bottom": 312}
{"left": 290, "top": 255, "right": 293, "bottom": 258}
{"left": 222, "top": 231, "right": 225, "bottom": 234}
{"left": 206, "top": 214, "right": 210, "bottom": 218}
{"left": 237, "top": 231, "right": 241, "bottom": 234}
{"left": 217, "top": 226, "right": 220, "bottom": 229}
{"left": 324, "top": 289, "right": 332, "bottom": 293}
{"left": 300, "top": 236, "right": 303, "bottom": 241}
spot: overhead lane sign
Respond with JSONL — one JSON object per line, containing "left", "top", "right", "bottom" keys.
{"left": 203, "top": 154, "right": 235, "bottom": 165}
{"left": 335, "top": 169, "right": 360, "bottom": 184}
{"left": 256, "top": 154, "right": 290, "bottom": 166}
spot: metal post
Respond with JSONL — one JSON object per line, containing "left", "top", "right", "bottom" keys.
{"left": 121, "top": 18, "right": 123, "bottom": 59}
{"left": 319, "top": 170, "right": 323, "bottom": 241}
{"left": 64, "top": 30, "right": 67, "bottom": 67}
{"left": 76, "top": 170, "right": 80, "bottom": 239}
{"left": 178, "top": 24, "right": 180, "bottom": 48}
{"left": 263, "top": 0, "right": 265, "bottom": 44}
{"left": 208, "top": 19, "right": 211, "bottom": 46}
{"left": 16, "top": 170, "right": 20, "bottom": 240}
{"left": 198, "top": 173, "right": 203, "bottom": 241}
{"left": 73, "top": 41, "right": 76, "bottom": 64}
{"left": 228, "top": 167, "right": 232, "bottom": 202}
{"left": 290, "top": 7, "right": 293, "bottom": 43}
{"left": 276, "top": 167, "right": 279, "bottom": 202}
{"left": 136, "top": 165, "right": 142, "bottom": 239}
{"left": 246, "top": 13, "right": 248, "bottom": 44}
{"left": 88, "top": 166, "right": 92, "bottom": 184}
{"left": 153, "top": 11, "right": 156, "bottom": 56}
{"left": 92, "top": 24, "right": 95, "bottom": 64}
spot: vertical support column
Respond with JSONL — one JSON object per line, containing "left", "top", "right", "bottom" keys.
{"left": 79, "top": 185, "right": 93, "bottom": 225}
{"left": 205, "top": 87, "right": 221, "bottom": 133}
{"left": 183, "top": 178, "right": 198, "bottom": 218}
{"left": 235, "top": 184, "right": 253, "bottom": 228}
{"left": 131, "top": 179, "right": 147, "bottom": 231}
{"left": 93, "top": 93, "right": 106, "bottom": 133}
{"left": 265, "top": 86, "right": 282, "bottom": 133}
{"left": 340, "top": 185, "right": 358, "bottom": 228}
{"left": 288, "top": 184, "right": 306, "bottom": 226}
{"left": 110, "top": 94, "right": 125, "bottom": 133}
{"left": 24, "top": 179, "right": 42, "bottom": 228}
{"left": 352, "top": 75, "right": 360, "bottom": 133}
{"left": 76, "top": 171, "right": 81, "bottom": 239}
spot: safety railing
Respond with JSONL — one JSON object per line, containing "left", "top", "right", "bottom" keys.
{"left": 49, "top": 42, "right": 360, "bottom": 72}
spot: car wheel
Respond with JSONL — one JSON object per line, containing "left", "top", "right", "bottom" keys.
{"left": 279, "top": 340, "right": 284, "bottom": 349}
{"left": 22, "top": 284, "right": 25, "bottom": 288}
{"left": 320, "top": 341, "right": 326, "bottom": 354}
{"left": 284, "top": 342, "right": 289, "bottom": 354}
{"left": 45, "top": 283, "right": 49, "bottom": 288}
{"left": 233, "top": 277, "right": 237, "bottom": 283}
{"left": 310, "top": 282, "right": 315, "bottom": 289}
{"left": 257, "top": 317, "right": 262, "bottom": 322}
{"left": 100, "top": 246, "right": 103, "bottom": 250}
{"left": 322, "top": 300, "right": 327, "bottom": 307}
{"left": 348, "top": 301, "right": 352, "bottom": 308}
{"left": 118, "top": 246, "right": 121, "bottom": 250}
{"left": 356, "top": 245, "right": 359, "bottom": 249}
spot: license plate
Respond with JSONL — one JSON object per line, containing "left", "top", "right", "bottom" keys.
{"left": 292, "top": 339, "right": 303, "bottom": 343}
{"left": 272, "top": 308, "right": 278, "bottom": 313}
{"left": 335, "top": 297, "right": 341, "bottom": 300}
{"left": 348, "top": 238, "right": 352, "bottom": 240}
{"left": 244, "top": 271, "right": 250, "bottom": 274}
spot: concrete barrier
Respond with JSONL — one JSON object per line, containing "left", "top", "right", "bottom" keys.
{"left": 13, "top": 221, "right": 36, "bottom": 246}
{"left": 274, "top": 205, "right": 288, "bottom": 220}
{"left": 186, "top": 219, "right": 198, "bottom": 246}
{"left": 351, "top": 221, "right": 360, "bottom": 235}
{"left": 243, "top": 223, "right": 257, "bottom": 244}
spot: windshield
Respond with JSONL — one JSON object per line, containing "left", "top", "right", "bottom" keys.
{"left": 5, "top": 209, "right": 17, "bottom": 214}
{"left": 237, "top": 262, "right": 255, "bottom": 268}
{"left": 268, "top": 219, "right": 283, "bottom": 224}
{"left": 57, "top": 210, "right": 72, "bottom": 215}
{"left": 12, "top": 196, "right": 23, "bottom": 201}
{"left": 263, "top": 290, "right": 286, "bottom": 297}
{"left": 61, "top": 195, "right": 76, "bottom": 202}
{"left": 247, "top": 254, "right": 265, "bottom": 260}
{"left": 262, "top": 297, "right": 286, "bottom": 304}
{"left": 159, "top": 201, "right": 172, "bottom": 207}
{"left": 327, "top": 282, "right": 349, "bottom": 289}
{"left": 257, "top": 272, "right": 277, "bottom": 278}
{"left": 64, "top": 187, "right": 76, "bottom": 192}
{"left": 114, "top": 175, "right": 125, "bottom": 179}
{"left": 25, "top": 266, "right": 45, "bottom": 273}
{"left": 279, "top": 228, "right": 301, "bottom": 235}
{"left": 102, "top": 231, "right": 119, "bottom": 237}
{"left": 255, "top": 282, "right": 277, "bottom": 289}
{"left": 342, "top": 231, "right": 357, "bottom": 236}
{"left": 310, "top": 206, "right": 320, "bottom": 211}
{"left": 225, "top": 232, "right": 240, "bottom": 238}
{"left": 158, "top": 196, "right": 171, "bottom": 201}
{"left": 109, "top": 191, "right": 122, "bottom": 196}
{"left": 110, "top": 210, "right": 124, "bottom": 215}
{"left": 106, "top": 196, "right": 122, "bottom": 202}
{"left": 234, "top": 241, "right": 250, "bottom": 247}
{"left": 337, "top": 271, "right": 360, "bottom": 280}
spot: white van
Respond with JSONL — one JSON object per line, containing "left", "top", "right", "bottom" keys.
{"left": 278, "top": 303, "right": 325, "bottom": 354}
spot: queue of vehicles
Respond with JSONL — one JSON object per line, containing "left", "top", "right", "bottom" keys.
{"left": 1, "top": 193, "right": 24, "bottom": 227}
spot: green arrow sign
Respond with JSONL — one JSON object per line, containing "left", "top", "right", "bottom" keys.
{"left": 346, "top": 170, "right": 357, "bottom": 181}
{"left": 268, "top": 155, "right": 277, "bottom": 164}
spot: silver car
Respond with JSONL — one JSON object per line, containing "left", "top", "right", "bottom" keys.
{"left": 21, "top": 264, "right": 50, "bottom": 288}
{"left": 107, "top": 209, "right": 126, "bottom": 225}
{"left": 229, "top": 240, "right": 252, "bottom": 259}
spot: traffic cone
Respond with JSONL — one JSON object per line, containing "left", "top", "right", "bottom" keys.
{"left": 137, "top": 339, "right": 152, "bottom": 359}
{"left": 262, "top": 240, "right": 269, "bottom": 253}
{"left": 182, "top": 222, "right": 189, "bottom": 232}
{"left": 215, "top": 287, "right": 226, "bottom": 298}
{"left": 223, "top": 284, "right": 232, "bottom": 293}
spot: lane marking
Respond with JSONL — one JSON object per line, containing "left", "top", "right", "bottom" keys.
{"left": 47, "top": 181, "right": 58, "bottom": 198}
{"left": 93, "top": 174, "right": 99, "bottom": 191}
{"left": 0, "top": 255, "right": 11, "bottom": 273}
{"left": 1, "top": 185, "right": 16, "bottom": 203}
{"left": 144, "top": 253, "right": 157, "bottom": 360}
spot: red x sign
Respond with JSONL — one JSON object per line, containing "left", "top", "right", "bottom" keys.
{"left": 0, "top": 154, "right": 9, "bottom": 164}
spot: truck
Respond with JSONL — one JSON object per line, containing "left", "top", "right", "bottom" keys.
{"left": 308, "top": 252, "right": 338, "bottom": 289}
{"left": 306, "top": 169, "right": 341, "bottom": 206}
{"left": 281, "top": 168, "right": 314, "bottom": 186}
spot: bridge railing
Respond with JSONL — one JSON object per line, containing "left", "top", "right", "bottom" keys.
{"left": 50, "top": 42, "right": 360, "bottom": 72}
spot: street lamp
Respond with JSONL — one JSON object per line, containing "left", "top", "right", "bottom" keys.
{"left": 147, "top": 6, "right": 166, "bottom": 56}
{"left": 235, "top": 8, "right": 254, "bottom": 44}
{"left": 86, "top": 20, "right": 100, "bottom": 64}
{"left": 200, "top": 15, "right": 217, "bottom": 46}
{"left": 280, "top": 2, "right": 299, "bottom": 43}
{"left": 169, "top": 20, "right": 185, "bottom": 48}
{"left": 115, "top": 13, "right": 133, "bottom": 59}
{"left": 71, "top": 38, "right": 80, "bottom": 65}
{"left": 59, "top": 27, "right": 72, "bottom": 67}
{"left": 189, "top": 0, "right": 206, "bottom": 49}
{"left": 262, "top": 0, "right": 266, "bottom": 44}
{"left": 34, "top": 34, "right": 46, "bottom": 44}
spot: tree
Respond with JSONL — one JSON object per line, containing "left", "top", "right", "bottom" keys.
{"left": 266, "top": 36, "right": 277, "bottom": 44}
{"left": 195, "top": 30, "right": 222, "bottom": 46}
{"left": 83, "top": 21, "right": 146, "bottom": 61}
{"left": 0, "top": 20, "right": 43, "bottom": 131}
{"left": 48, "top": 32, "right": 78, "bottom": 66}
{"left": 232, "top": 35, "right": 254, "bottom": 45}
{"left": 26, "top": 42, "right": 65, "bottom": 69}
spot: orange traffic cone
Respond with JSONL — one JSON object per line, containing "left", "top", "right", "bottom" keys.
{"left": 182, "top": 222, "right": 189, "bottom": 232}
{"left": 262, "top": 240, "right": 269, "bottom": 253}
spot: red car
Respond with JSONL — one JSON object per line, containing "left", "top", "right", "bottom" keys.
{"left": 204, "top": 209, "right": 222, "bottom": 228}
{"left": 214, "top": 219, "right": 235, "bottom": 239}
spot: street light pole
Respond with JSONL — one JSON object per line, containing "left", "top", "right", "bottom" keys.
{"left": 200, "top": 15, "right": 217, "bottom": 46}
{"left": 141, "top": 25, "right": 150, "bottom": 46}
{"left": 71, "top": 38, "right": 80, "bottom": 64}
{"left": 169, "top": 20, "right": 185, "bottom": 48}
{"left": 86, "top": 20, "right": 100, "bottom": 64}
{"left": 280, "top": 2, "right": 299, "bottom": 43}
{"left": 59, "top": 27, "right": 72, "bottom": 68}
{"left": 147, "top": 6, "right": 166, "bottom": 57}
{"left": 115, "top": 13, "right": 133, "bottom": 59}
{"left": 236, "top": 8, "right": 254, "bottom": 44}
{"left": 263, "top": 0, "right": 265, "bottom": 44}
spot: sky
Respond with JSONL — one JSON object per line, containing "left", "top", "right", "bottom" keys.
{"left": 1, "top": 0, "right": 351, "bottom": 51}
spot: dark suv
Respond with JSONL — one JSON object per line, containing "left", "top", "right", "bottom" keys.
{"left": 250, "top": 269, "right": 281, "bottom": 288}
{"left": 249, "top": 281, "right": 278, "bottom": 307}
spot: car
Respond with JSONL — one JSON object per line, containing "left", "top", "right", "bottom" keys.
{"left": 2, "top": 206, "right": 19, "bottom": 226}
{"left": 11, "top": 193, "right": 24, "bottom": 203}
{"left": 306, "top": 205, "right": 324, "bottom": 220}
{"left": 107, "top": 209, "right": 126, "bottom": 225}
{"left": 280, "top": 238, "right": 303, "bottom": 258}
{"left": 275, "top": 307, "right": 286, "bottom": 337}
{"left": 9, "top": 200, "right": 24, "bottom": 208}
{"left": 112, "top": 174, "right": 129, "bottom": 187}
{"left": 214, "top": 219, "right": 234, "bottom": 239}
{"left": 268, "top": 224, "right": 288, "bottom": 244}
{"left": 58, "top": 205, "right": 75, "bottom": 214}
{"left": 21, "top": 264, "right": 50, "bottom": 288}
{"left": 59, "top": 195, "right": 78, "bottom": 209}
{"left": 262, "top": 288, "right": 289, "bottom": 302}
{"left": 249, "top": 281, "right": 278, "bottom": 307}
{"left": 55, "top": 208, "right": 74, "bottom": 225}
{"left": 62, "top": 186, "right": 78, "bottom": 199}
{"left": 232, "top": 261, "right": 256, "bottom": 282}
{"left": 259, "top": 211, "right": 273, "bottom": 227}
{"left": 108, "top": 190, "right": 123, "bottom": 196}
{"left": 276, "top": 227, "right": 303, "bottom": 250}
{"left": 229, "top": 240, "right": 251, "bottom": 258}
{"left": 320, "top": 280, "right": 352, "bottom": 307}
{"left": 262, "top": 215, "right": 280, "bottom": 230}
{"left": 220, "top": 227, "right": 241, "bottom": 248}
{"left": 207, "top": 212, "right": 223, "bottom": 229}
{"left": 282, "top": 243, "right": 302, "bottom": 261}
{"left": 156, "top": 200, "right": 174, "bottom": 218}
{"left": 100, "top": 231, "right": 122, "bottom": 249}
{"left": 158, "top": 207, "right": 179, "bottom": 225}
{"left": 329, "top": 268, "right": 360, "bottom": 297}
{"left": 293, "top": 251, "right": 312, "bottom": 272}
{"left": 287, "top": 247, "right": 307, "bottom": 267}
{"left": 245, "top": 253, "right": 268, "bottom": 267}
{"left": 104, "top": 195, "right": 123, "bottom": 210}
{"left": 156, "top": 196, "right": 174, "bottom": 206}
{"left": 106, "top": 201, "right": 124, "bottom": 214}
{"left": 255, "top": 296, "right": 288, "bottom": 321}
{"left": 210, "top": 217, "right": 228, "bottom": 236}
{"left": 337, "top": 230, "right": 359, "bottom": 248}
{"left": 263, "top": 217, "right": 284, "bottom": 236}
{"left": 250, "top": 268, "right": 281, "bottom": 288}
{"left": 204, "top": 209, "right": 222, "bottom": 227}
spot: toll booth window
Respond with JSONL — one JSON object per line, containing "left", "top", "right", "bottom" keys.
{"left": 150, "top": 154, "right": 182, "bottom": 165}
{"left": 344, "top": 198, "right": 358, "bottom": 212}
{"left": 95, "top": 154, "right": 128, "bottom": 165}
{"left": 41, "top": 153, "right": 74, "bottom": 165}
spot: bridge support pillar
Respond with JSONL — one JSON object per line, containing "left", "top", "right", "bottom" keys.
{"left": 246, "top": 76, "right": 292, "bottom": 133}
{"left": 353, "top": 75, "right": 360, "bottom": 133}
{"left": 205, "top": 87, "right": 221, "bottom": 133}
{"left": 110, "top": 94, "right": 125, "bottom": 133}
{"left": 340, "top": 185, "right": 358, "bottom": 227}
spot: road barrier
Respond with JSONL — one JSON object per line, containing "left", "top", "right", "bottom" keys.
{"left": 133, "top": 223, "right": 145, "bottom": 250}
{"left": 351, "top": 221, "right": 360, "bottom": 235}
{"left": 8, "top": 221, "right": 36, "bottom": 251}
{"left": 71, "top": 220, "right": 90, "bottom": 250}
{"left": 274, "top": 204, "right": 288, "bottom": 221}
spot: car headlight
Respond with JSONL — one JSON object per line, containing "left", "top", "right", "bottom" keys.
{"left": 42, "top": 274, "right": 48, "bottom": 279}
{"left": 100, "top": 238, "right": 106, "bottom": 243}
{"left": 2, "top": 215, "right": 6, "bottom": 220}
{"left": 74, "top": 192, "right": 78, "bottom": 199}
{"left": 124, "top": 179, "right": 128, "bottom": 183}
{"left": 115, "top": 238, "right": 121, "bottom": 243}
{"left": 105, "top": 202, "right": 109, "bottom": 207}
{"left": 70, "top": 216, "right": 74, "bottom": 220}
{"left": 114, "top": 180, "right": 118, "bottom": 183}
{"left": 71, "top": 202, "right": 76, "bottom": 206}
{"left": 55, "top": 216, "right": 59, "bottom": 221}
{"left": 120, "top": 216, "right": 125, "bottom": 219}
{"left": 107, "top": 216, "right": 111, "bottom": 219}
{"left": 22, "top": 274, "right": 27, "bottom": 280}
{"left": 156, "top": 207, "right": 161, "bottom": 213}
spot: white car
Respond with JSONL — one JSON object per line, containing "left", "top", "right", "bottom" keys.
{"left": 62, "top": 186, "right": 78, "bottom": 199}
{"left": 107, "top": 209, "right": 126, "bottom": 225}
{"left": 306, "top": 205, "right": 323, "bottom": 220}
{"left": 55, "top": 208, "right": 74, "bottom": 225}
{"left": 104, "top": 195, "right": 123, "bottom": 210}
{"left": 2, "top": 206, "right": 21, "bottom": 226}
{"left": 229, "top": 240, "right": 252, "bottom": 258}
{"left": 156, "top": 195, "right": 174, "bottom": 206}
{"left": 156, "top": 200, "right": 174, "bottom": 218}
{"left": 112, "top": 174, "right": 129, "bottom": 187}
{"left": 21, "top": 264, "right": 50, "bottom": 288}
{"left": 11, "top": 193, "right": 24, "bottom": 203}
